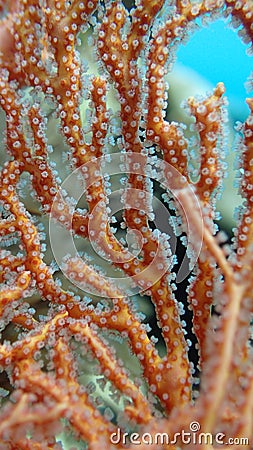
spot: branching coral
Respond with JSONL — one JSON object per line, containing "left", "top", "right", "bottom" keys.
{"left": 0, "top": 0, "right": 252, "bottom": 449}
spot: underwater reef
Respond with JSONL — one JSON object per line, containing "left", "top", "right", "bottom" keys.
{"left": 0, "top": 0, "right": 252, "bottom": 449}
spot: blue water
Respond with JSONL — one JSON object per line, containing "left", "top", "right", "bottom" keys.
{"left": 176, "top": 19, "right": 252, "bottom": 121}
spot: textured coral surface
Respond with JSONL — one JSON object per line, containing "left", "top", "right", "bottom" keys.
{"left": 0, "top": 0, "right": 252, "bottom": 449}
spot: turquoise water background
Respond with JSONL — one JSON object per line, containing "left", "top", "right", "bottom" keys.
{"left": 168, "top": 18, "right": 252, "bottom": 229}
{"left": 176, "top": 19, "right": 252, "bottom": 122}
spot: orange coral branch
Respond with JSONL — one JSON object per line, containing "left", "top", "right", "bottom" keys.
{"left": 0, "top": 0, "right": 252, "bottom": 449}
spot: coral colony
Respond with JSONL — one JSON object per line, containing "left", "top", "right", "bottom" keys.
{"left": 0, "top": 0, "right": 252, "bottom": 448}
